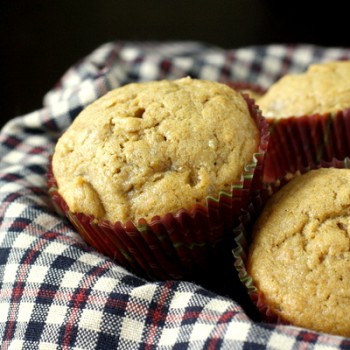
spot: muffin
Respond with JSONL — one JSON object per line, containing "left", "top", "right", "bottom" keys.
{"left": 246, "top": 167, "right": 350, "bottom": 337}
{"left": 257, "top": 61, "right": 350, "bottom": 181}
{"left": 258, "top": 61, "right": 350, "bottom": 118}
{"left": 49, "top": 77, "right": 268, "bottom": 281}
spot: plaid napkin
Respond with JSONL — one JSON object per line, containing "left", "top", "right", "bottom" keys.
{"left": 1, "top": 41, "right": 350, "bottom": 350}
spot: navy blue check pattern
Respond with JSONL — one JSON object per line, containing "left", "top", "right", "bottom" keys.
{"left": 1, "top": 41, "right": 350, "bottom": 349}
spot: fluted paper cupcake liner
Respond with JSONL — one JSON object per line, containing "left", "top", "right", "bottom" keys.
{"left": 224, "top": 81, "right": 266, "bottom": 101}
{"left": 264, "top": 108, "right": 350, "bottom": 183}
{"left": 48, "top": 95, "right": 269, "bottom": 284}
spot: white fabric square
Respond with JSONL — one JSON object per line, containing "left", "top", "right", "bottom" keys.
{"left": 35, "top": 213, "right": 60, "bottom": 231}
{"left": 120, "top": 317, "right": 144, "bottom": 342}
{"left": 0, "top": 302, "right": 9, "bottom": 322}
{"left": 174, "top": 57, "right": 193, "bottom": 72}
{"left": 158, "top": 327, "right": 180, "bottom": 346}
{"left": 77, "top": 81, "right": 97, "bottom": 106}
{"left": 169, "top": 291, "right": 193, "bottom": 309}
{"left": 13, "top": 232, "right": 36, "bottom": 249}
{"left": 28, "top": 154, "right": 47, "bottom": 165}
{"left": 294, "top": 47, "right": 314, "bottom": 66}
{"left": 3, "top": 264, "right": 19, "bottom": 283}
{"left": 26, "top": 173, "right": 45, "bottom": 187}
{"left": 79, "top": 308, "right": 103, "bottom": 333}
{"left": 50, "top": 100, "right": 70, "bottom": 118}
{"left": 262, "top": 57, "right": 282, "bottom": 77}
{"left": 120, "top": 47, "right": 139, "bottom": 61}
{"left": 21, "top": 110, "right": 43, "bottom": 128}
{"left": 200, "top": 66, "right": 220, "bottom": 81}
{"left": 17, "top": 302, "right": 35, "bottom": 323}
{"left": 2, "top": 151, "right": 24, "bottom": 164}
{"left": 93, "top": 276, "right": 118, "bottom": 294}
{"left": 236, "top": 48, "right": 255, "bottom": 62}
{"left": 0, "top": 182, "right": 22, "bottom": 194}
{"left": 38, "top": 342, "right": 61, "bottom": 350}
{"left": 130, "top": 284, "right": 157, "bottom": 302}
{"left": 205, "top": 53, "right": 225, "bottom": 66}
{"left": 27, "top": 265, "right": 49, "bottom": 284}
{"left": 78, "top": 253, "right": 103, "bottom": 266}
{"left": 26, "top": 135, "right": 47, "bottom": 146}
{"left": 267, "top": 45, "right": 286, "bottom": 58}
{"left": 46, "top": 304, "right": 67, "bottom": 325}
{"left": 205, "top": 299, "right": 231, "bottom": 313}
{"left": 190, "top": 323, "right": 215, "bottom": 342}
{"left": 268, "top": 332, "right": 295, "bottom": 350}
{"left": 8, "top": 340, "right": 24, "bottom": 350}
{"left": 139, "top": 62, "right": 159, "bottom": 80}
{"left": 225, "top": 321, "right": 250, "bottom": 341}
{"left": 60, "top": 271, "right": 83, "bottom": 289}
{"left": 44, "top": 241, "right": 67, "bottom": 256}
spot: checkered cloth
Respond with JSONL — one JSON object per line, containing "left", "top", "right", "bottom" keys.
{"left": 1, "top": 41, "right": 350, "bottom": 350}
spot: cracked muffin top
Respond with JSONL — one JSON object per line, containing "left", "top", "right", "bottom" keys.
{"left": 52, "top": 77, "right": 259, "bottom": 223}
{"left": 247, "top": 167, "right": 350, "bottom": 337}
{"left": 257, "top": 61, "right": 350, "bottom": 118}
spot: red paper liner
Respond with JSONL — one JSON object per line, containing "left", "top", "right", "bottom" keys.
{"left": 224, "top": 81, "right": 266, "bottom": 101}
{"left": 264, "top": 108, "right": 350, "bottom": 183}
{"left": 48, "top": 95, "right": 269, "bottom": 283}
{"left": 232, "top": 157, "right": 350, "bottom": 324}
{"left": 224, "top": 81, "right": 266, "bottom": 95}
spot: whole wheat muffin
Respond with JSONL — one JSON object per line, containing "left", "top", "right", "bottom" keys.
{"left": 52, "top": 77, "right": 260, "bottom": 224}
{"left": 247, "top": 167, "right": 350, "bottom": 337}
{"left": 257, "top": 60, "right": 350, "bottom": 118}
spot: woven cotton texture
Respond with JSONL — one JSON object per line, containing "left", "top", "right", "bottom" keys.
{"left": 1, "top": 41, "right": 350, "bottom": 349}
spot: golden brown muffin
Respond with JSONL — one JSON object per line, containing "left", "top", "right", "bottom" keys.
{"left": 247, "top": 168, "right": 350, "bottom": 337}
{"left": 52, "top": 77, "right": 260, "bottom": 223}
{"left": 257, "top": 60, "right": 350, "bottom": 118}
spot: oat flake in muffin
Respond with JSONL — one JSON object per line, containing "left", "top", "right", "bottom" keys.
{"left": 52, "top": 77, "right": 260, "bottom": 223}
{"left": 247, "top": 168, "right": 350, "bottom": 337}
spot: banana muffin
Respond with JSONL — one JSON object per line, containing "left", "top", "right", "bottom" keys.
{"left": 257, "top": 60, "right": 350, "bottom": 118}
{"left": 50, "top": 77, "right": 267, "bottom": 280}
{"left": 257, "top": 60, "right": 350, "bottom": 182}
{"left": 247, "top": 167, "right": 350, "bottom": 337}
{"left": 52, "top": 77, "right": 261, "bottom": 224}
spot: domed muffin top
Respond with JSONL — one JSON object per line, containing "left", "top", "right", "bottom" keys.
{"left": 52, "top": 77, "right": 259, "bottom": 223}
{"left": 258, "top": 61, "right": 350, "bottom": 118}
{"left": 248, "top": 168, "right": 350, "bottom": 336}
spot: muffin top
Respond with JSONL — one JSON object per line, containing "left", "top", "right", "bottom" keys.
{"left": 52, "top": 77, "right": 259, "bottom": 223}
{"left": 257, "top": 61, "right": 350, "bottom": 118}
{"left": 247, "top": 168, "right": 350, "bottom": 337}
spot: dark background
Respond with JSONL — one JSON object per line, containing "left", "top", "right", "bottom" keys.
{"left": 1, "top": 0, "right": 349, "bottom": 128}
